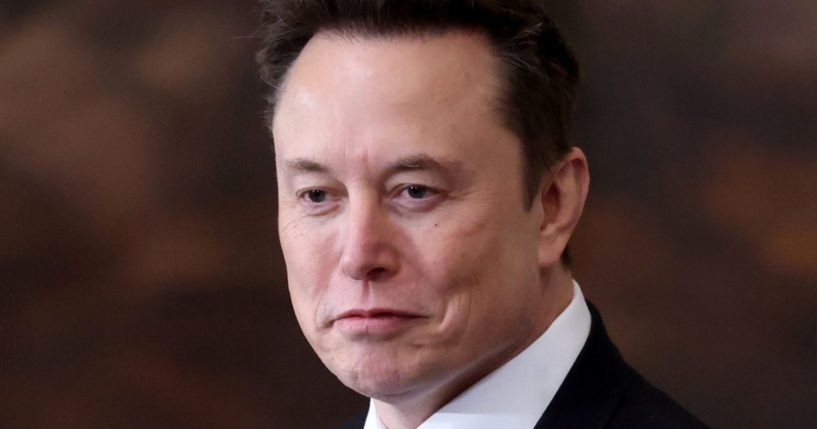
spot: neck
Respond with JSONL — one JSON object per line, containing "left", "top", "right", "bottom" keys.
{"left": 373, "top": 265, "right": 576, "bottom": 429}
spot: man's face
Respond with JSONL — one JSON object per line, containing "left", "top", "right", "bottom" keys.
{"left": 273, "top": 32, "right": 551, "bottom": 400}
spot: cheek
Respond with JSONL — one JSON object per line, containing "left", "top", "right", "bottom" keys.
{"left": 279, "top": 215, "right": 339, "bottom": 326}
{"left": 407, "top": 216, "right": 504, "bottom": 319}
{"left": 411, "top": 210, "right": 537, "bottom": 329}
{"left": 280, "top": 210, "right": 338, "bottom": 277}
{"left": 414, "top": 213, "right": 501, "bottom": 286}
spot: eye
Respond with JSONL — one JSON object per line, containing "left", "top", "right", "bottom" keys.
{"left": 295, "top": 188, "right": 340, "bottom": 215}
{"left": 405, "top": 185, "right": 430, "bottom": 199}
{"left": 392, "top": 184, "right": 443, "bottom": 212}
{"left": 305, "top": 189, "right": 327, "bottom": 203}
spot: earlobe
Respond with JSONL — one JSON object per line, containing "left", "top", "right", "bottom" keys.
{"left": 537, "top": 147, "right": 590, "bottom": 267}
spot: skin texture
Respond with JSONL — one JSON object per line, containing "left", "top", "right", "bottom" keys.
{"left": 273, "top": 31, "right": 589, "bottom": 429}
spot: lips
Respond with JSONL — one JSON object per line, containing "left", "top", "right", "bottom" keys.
{"left": 333, "top": 308, "right": 425, "bottom": 338}
{"left": 335, "top": 308, "right": 422, "bottom": 320}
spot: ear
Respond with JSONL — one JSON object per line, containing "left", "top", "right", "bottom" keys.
{"left": 537, "top": 147, "right": 590, "bottom": 268}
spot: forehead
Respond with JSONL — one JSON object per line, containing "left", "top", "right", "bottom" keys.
{"left": 279, "top": 30, "right": 499, "bottom": 107}
{"left": 272, "top": 30, "right": 516, "bottom": 171}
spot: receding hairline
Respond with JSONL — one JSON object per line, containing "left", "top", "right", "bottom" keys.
{"left": 271, "top": 27, "right": 509, "bottom": 126}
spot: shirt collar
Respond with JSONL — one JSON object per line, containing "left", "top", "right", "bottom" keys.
{"left": 364, "top": 280, "right": 592, "bottom": 429}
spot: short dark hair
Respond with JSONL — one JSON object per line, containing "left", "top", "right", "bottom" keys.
{"left": 256, "top": 0, "right": 579, "bottom": 265}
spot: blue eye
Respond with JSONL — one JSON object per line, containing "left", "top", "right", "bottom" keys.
{"left": 405, "top": 185, "right": 429, "bottom": 199}
{"left": 305, "top": 189, "right": 326, "bottom": 203}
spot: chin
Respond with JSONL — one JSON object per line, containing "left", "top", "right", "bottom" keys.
{"left": 332, "top": 353, "right": 424, "bottom": 399}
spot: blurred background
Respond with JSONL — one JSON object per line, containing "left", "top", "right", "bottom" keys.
{"left": 1, "top": 0, "right": 815, "bottom": 427}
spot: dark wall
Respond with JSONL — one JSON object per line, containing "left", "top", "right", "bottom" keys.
{"left": 1, "top": 1, "right": 815, "bottom": 428}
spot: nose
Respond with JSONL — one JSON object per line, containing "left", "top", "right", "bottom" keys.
{"left": 339, "top": 197, "right": 400, "bottom": 282}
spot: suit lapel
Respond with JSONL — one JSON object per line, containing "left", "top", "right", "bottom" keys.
{"left": 534, "top": 302, "right": 635, "bottom": 429}
{"left": 336, "top": 410, "right": 366, "bottom": 429}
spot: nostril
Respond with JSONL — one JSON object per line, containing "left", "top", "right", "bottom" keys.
{"left": 367, "top": 267, "right": 389, "bottom": 281}
{"left": 369, "top": 267, "right": 385, "bottom": 276}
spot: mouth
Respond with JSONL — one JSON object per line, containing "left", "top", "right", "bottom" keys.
{"left": 336, "top": 308, "right": 423, "bottom": 319}
{"left": 333, "top": 308, "right": 425, "bottom": 338}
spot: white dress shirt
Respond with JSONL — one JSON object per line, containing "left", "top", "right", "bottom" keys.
{"left": 363, "top": 280, "right": 592, "bottom": 429}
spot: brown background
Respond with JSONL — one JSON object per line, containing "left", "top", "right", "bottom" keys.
{"left": 1, "top": 0, "right": 816, "bottom": 428}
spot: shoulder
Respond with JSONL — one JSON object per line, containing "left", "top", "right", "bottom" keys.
{"left": 606, "top": 365, "right": 709, "bottom": 429}
{"left": 334, "top": 410, "right": 366, "bottom": 429}
{"left": 536, "top": 301, "right": 709, "bottom": 429}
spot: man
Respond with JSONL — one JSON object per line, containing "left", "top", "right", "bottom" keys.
{"left": 257, "top": 1, "right": 707, "bottom": 428}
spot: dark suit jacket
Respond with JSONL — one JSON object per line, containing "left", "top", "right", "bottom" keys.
{"left": 338, "top": 302, "right": 708, "bottom": 429}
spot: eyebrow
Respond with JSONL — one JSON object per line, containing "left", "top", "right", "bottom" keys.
{"left": 384, "top": 154, "right": 463, "bottom": 177}
{"left": 282, "top": 158, "right": 330, "bottom": 174}
{"left": 280, "top": 153, "right": 463, "bottom": 178}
